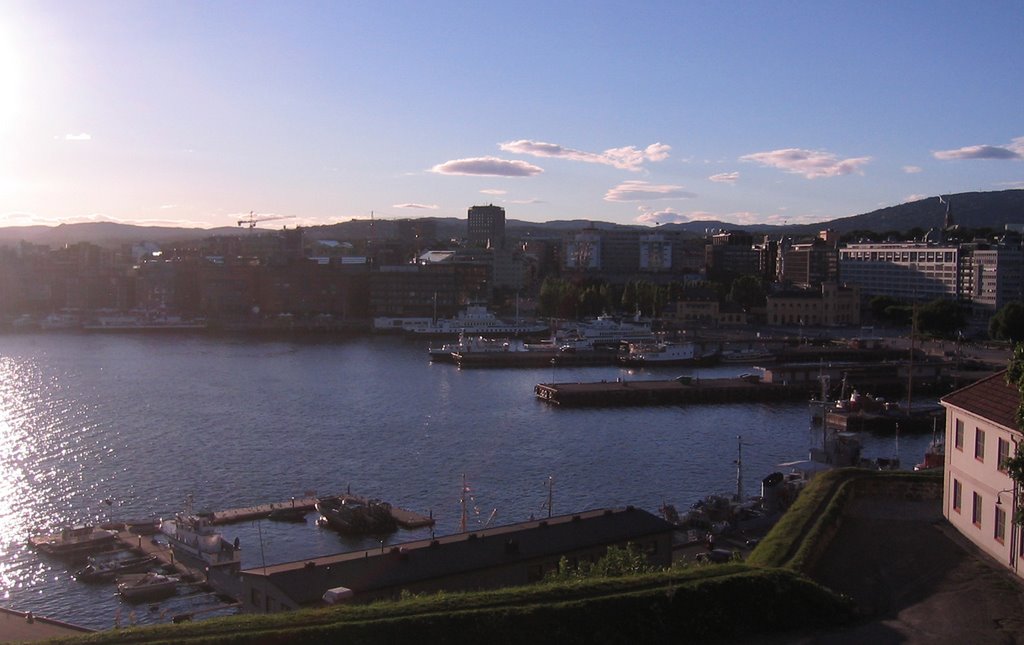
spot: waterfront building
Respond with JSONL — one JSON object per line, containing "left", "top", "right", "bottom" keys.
{"left": 561, "top": 226, "right": 703, "bottom": 283}
{"left": 777, "top": 238, "right": 839, "bottom": 288}
{"left": 940, "top": 371, "right": 1023, "bottom": 580}
{"left": 838, "top": 242, "right": 961, "bottom": 302}
{"left": 369, "top": 261, "right": 490, "bottom": 318}
{"left": 765, "top": 282, "right": 860, "bottom": 327}
{"left": 705, "top": 230, "right": 760, "bottom": 282}
{"left": 236, "top": 507, "right": 674, "bottom": 613}
{"left": 959, "top": 245, "right": 1024, "bottom": 333}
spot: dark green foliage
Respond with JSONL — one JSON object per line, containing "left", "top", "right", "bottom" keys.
{"left": 55, "top": 568, "right": 852, "bottom": 645}
{"left": 728, "top": 275, "right": 766, "bottom": 310}
{"left": 869, "top": 295, "right": 902, "bottom": 320}
{"left": 914, "top": 299, "right": 966, "bottom": 339}
{"left": 989, "top": 301, "right": 1024, "bottom": 342}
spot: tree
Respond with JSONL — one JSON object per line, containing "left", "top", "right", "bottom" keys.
{"left": 914, "top": 299, "right": 966, "bottom": 339}
{"left": 990, "top": 301, "right": 1024, "bottom": 343}
{"left": 547, "top": 543, "right": 655, "bottom": 581}
{"left": 1003, "top": 345, "right": 1024, "bottom": 525}
{"left": 869, "top": 295, "right": 902, "bottom": 320}
{"left": 728, "top": 275, "right": 766, "bottom": 311}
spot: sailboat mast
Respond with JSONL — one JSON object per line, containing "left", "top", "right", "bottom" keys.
{"left": 735, "top": 436, "right": 744, "bottom": 502}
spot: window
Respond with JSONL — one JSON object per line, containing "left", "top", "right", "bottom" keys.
{"left": 973, "top": 492, "right": 983, "bottom": 527}
{"left": 975, "top": 429, "right": 986, "bottom": 461}
{"left": 953, "top": 479, "right": 962, "bottom": 512}
{"left": 999, "top": 438, "right": 1010, "bottom": 472}
{"left": 954, "top": 419, "right": 964, "bottom": 450}
{"left": 996, "top": 506, "right": 1006, "bottom": 544}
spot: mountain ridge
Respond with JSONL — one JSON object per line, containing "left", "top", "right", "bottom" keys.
{"left": 2, "top": 189, "right": 1021, "bottom": 248}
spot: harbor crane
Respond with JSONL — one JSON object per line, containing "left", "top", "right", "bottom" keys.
{"left": 237, "top": 211, "right": 296, "bottom": 229}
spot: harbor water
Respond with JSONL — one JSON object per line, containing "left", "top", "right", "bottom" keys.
{"left": 0, "top": 332, "right": 933, "bottom": 629}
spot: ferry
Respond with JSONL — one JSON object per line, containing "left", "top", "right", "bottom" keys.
{"left": 556, "top": 314, "right": 655, "bottom": 351}
{"left": 620, "top": 341, "right": 711, "bottom": 367}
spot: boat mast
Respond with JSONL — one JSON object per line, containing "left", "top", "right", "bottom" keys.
{"left": 546, "top": 475, "right": 554, "bottom": 519}
{"left": 735, "top": 436, "right": 744, "bottom": 502}
{"left": 459, "top": 474, "right": 468, "bottom": 533}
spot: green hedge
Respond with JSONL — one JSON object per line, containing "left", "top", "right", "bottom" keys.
{"left": 51, "top": 567, "right": 851, "bottom": 645}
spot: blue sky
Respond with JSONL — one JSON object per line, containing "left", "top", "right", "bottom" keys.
{"left": 1, "top": 1, "right": 1022, "bottom": 229}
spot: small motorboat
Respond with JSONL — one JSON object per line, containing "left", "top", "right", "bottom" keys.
{"left": 117, "top": 572, "right": 178, "bottom": 602}
{"left": 76, "top": 551, "right": 158, "bottom": 583}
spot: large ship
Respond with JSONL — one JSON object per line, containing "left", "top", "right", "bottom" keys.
{"left": 556, "top": 314, "right": 655, "bottom": 351}
{"left": 408, "top": 305, "right": 548, "bottom": 338}
{"left": 160, "top": 496, "right": 241, "bottom": 571}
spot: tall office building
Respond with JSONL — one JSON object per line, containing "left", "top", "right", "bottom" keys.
{"left": 467, "top": 204, "right": 506, "bottom": 248}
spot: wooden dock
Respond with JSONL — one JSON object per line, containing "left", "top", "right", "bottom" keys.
{"left": 206, "top": 493, "right": 435, "bottom": 529}
{"left": 534, "top": 376, "right": 808, "bottom": 407}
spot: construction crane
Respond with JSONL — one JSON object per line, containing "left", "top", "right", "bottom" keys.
{"left": 237, "top": 211, "right": 296, "bottom": 229}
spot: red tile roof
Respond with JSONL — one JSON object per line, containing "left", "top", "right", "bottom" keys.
{"left": 941, "top": 370, "right": 1021, "bottom": 431}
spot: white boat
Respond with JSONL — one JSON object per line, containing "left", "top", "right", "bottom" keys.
{"left": 719, "top": 348, "right": 775, "bottom": 364}
{"left": 557, "top": 314, "right": 655, "bottom": 351}
{"left": 82, "top": 314, "right": 206, "bottom": 331}
{"left": 160, "top": 496, "right": 241, "bottom": 570}
{"left": 117, "top": 572, "right": 178, "bottom": 602}
{"left": 409, "top": 305, "right": 548, "bottom": 338}
{"left": 429, "top": 334, "right": 535, "bottom": 362}
{"left": 620, "top": 341, "right": 708, "bottom": 366}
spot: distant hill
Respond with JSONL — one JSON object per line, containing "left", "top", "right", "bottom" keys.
{"left": 1, "top": 189, "right": 1021, "bottom": 248}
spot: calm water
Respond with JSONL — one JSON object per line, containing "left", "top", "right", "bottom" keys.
{"left": 0, "top": 332, "right": 929, "bottom": 629}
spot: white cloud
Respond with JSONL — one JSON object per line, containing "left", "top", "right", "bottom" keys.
{"left": 507, "top": 198, "right": 545, "bottom": 205}
{"left": 903, "top": 165, "right": 923, "bottom": 174}
{"left": 933, "top": 136, "right": 1024, "bottom": 160}
{"left": 499, "top": 139, "right": 670, "bottom": 171}
{"left": 905, "top": 194, "right": 928, "bottom": 203}
{"left": 604, "top": 181, "right": 696, "bottom": 202}
{"left": 635, "top": 208, "right": 689, "bottom": 225}
{"left": 479, "top": 189, "right": 507, "bottom": 195}
{"left": 393, "top": 203, "right": 439, "bottom": 210}
{"left": 739, "top": 148, "right": 871, "bottom": 178}
{"left": 430, "top": 157, "right": 543, "bottom": 177}
{"left": 160, "top": 204, "right": 177, "bottom": 209}
{"left": 708, "top": 171, "right": 739, "bottom": 184}
{"left": 64, "top": 133, "right": 92, "bottom": 141}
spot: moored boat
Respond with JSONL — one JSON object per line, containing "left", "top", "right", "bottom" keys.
{"left": 117, "top": 572, "right": 178, "bottom": 602}
{"left": 619, "top": 341, "right": 712, "bottom": 367}
{"left": 315, "top": 497, "right": 397, "bottom": 535}
{"left": 160, "top": 495, "right": 241, "bottom": 571}
{"left": 75, "top": 551, "right": 158, "bottom": 583}
{"left": 29, "top": 526, "right": 117, "bottom": 559}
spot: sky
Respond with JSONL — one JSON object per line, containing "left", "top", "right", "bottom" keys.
{"left": 1, "top": 1, "right": 1022, "bottom": 230}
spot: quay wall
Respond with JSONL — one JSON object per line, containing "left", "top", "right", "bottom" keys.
{"left": 535, "top": 378, "right": 808, "bottom": 407}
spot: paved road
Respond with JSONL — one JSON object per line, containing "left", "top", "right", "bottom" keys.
{"left": 753, "top": 496, "right": 1024, "bottom": 644}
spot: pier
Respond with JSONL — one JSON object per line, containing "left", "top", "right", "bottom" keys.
{"left": 206, "top": 493, "right": 435, "bottom": 530}
{"left": 534, "top": 376, "right": 808, "bottom": 407}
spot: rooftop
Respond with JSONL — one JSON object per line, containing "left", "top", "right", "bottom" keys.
{"left": 941, "top": 370, "right": 1020, "bottom": 431}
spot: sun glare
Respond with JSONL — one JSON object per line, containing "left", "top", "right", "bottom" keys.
{"left": 0, "top": 23, "right": 24, "bottom": 135}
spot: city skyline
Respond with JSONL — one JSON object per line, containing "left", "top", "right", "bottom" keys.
{"left": 1, "top": 1, "right": 1022, "bottom": 231}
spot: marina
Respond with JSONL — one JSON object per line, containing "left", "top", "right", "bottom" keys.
{"left": 0, "top": 333, "right": 941, "bottom": 630}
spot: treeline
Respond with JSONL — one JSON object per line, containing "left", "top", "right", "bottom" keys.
{"left": 870, "top": 295, "right": 1024, "bottom": 342}
{"left": 535, "top": 275, "right": 769, "bottom": 319}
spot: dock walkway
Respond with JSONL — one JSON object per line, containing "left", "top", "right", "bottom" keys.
{"left": 207, "top": 494, "right": 435, "bottom": 530}
{"left": 535, "top": 376, "right": 808, "bottom": 407}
